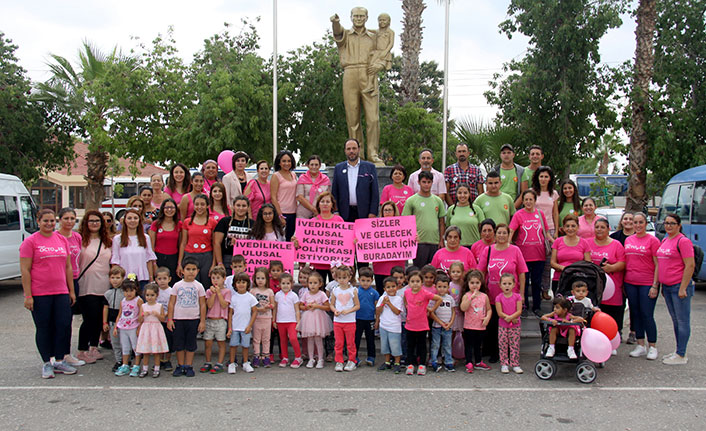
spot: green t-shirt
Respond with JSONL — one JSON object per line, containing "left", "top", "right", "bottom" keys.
{"left": 402, "top": 193, "right": 447, "bottom": 244}
{"left": 499, "top": 167, "right": 519, "bottom": 201}
{"left": 521, "top": 166, "right": 536, "bottom": 185}
{"left": 446, "top": 203, "right": 485, "bottom": 245}
{"left": 473, "top": 192, "right": 515, "bottom": 226}
{"left": 558, "top": 202, "right": 582, "bottom": 226}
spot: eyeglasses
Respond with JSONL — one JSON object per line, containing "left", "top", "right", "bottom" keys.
{"left": 663, "top": 221, "right": 678, "bottom": 226}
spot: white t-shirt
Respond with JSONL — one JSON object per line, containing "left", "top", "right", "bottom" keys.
{"left": 229, "top": 291, "right": 258, "bottom": 331}
{"left": 376, "top": 294, "right": 404, "bottom": 333}
{"left": 275, "top": 290, "right": 300, "bottom": 323}
{"left": 431, "top": 293, "right": 456, "bottom": 328}
{"left": 325, "top": 280, "right": 339, "bottom": 294}
{"left": 332, "top": 285, "right": 357, "bottom": 323}
{"left": 157, "top": 287, "right": 173, "bottom": 314}
{"left": 569, "top": 296, "right": 594, "bottom": 310}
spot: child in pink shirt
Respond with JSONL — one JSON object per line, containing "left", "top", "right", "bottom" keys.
{"left": 201, "top": 267, "right": 231, "bottom": 374}
{"left": 403, "top": 271, "right": 442, "bottom": 376}
{"left": 495, "top": 274, "right": 523, "bottom": 374}
{"left": 459, "top": 270, "right": 491, "bottom": 373}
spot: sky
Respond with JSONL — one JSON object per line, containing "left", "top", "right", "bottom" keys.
{"left": 2, "top": 0, "right": 637, "bottom": 123}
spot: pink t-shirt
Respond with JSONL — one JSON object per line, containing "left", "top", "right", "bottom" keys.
{"left": 624, "top": 234, "right": 660, "bottom": 286}
{"left": 551, "top": 236, "right": 590, "bottom": 281}
{"left": 404, "top": 288, "right": 435, "bottom": 331}
{"left": 171, "top": 279, "right": 206, "bottom": 320}
{"left": 463, "top": 292, "right": 488, "bottom": 330}
{"left": 311, "top": 214, "right": 344, "bottom": 270}
{"left": 509, "top": 208, "right": 549, "bottom": 262}
{"left": 536, "top": 190, "right": 559, "bottom": 230}
{"left": 164, "top": 187, "right": 186, "bottom": 208}
{"left": 471, "top": 240, "right": 492, "bottom": 264}
{"left": 477, "top": 245, "right": 528, "bottom": 304}
{"left": 381, "top": 184, "right": 415, "bottom": 215}
{"left": 495, "top": 292, "right": 522, "bottom": 328}
{"left": 19, "top": 232, "right": 70, "bottom": 296}
{"left": 588, "top": 239, "right": 626, "bottom": 306}
{"left": 61, "top": 231, "right": 82, "bottom": 279}
{"left": 656, "top": 234, "right": 694, "bottom": 286}
{"left": 150, "top": 221, "right": 182, "bottom": 255}
{"left": 274, "top": 171, "right": 298, "bottom": 214}
{"left": 206, "top": 288, "right": 232, "bottom": 320}
{"left": 577, "top": 215, "right": 605, "bottom": 239}
{"left": 431, "top": 247, "right": 476, "bottom": 273}
{"left": 246, "top": 179, "right": 271, "bottom": 221}
{"left": 373, "top": 259, "right": 406, "bottom": 276}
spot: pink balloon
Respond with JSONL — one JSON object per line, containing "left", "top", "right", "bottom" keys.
{"left": 610, "top": 333, "right": 620, "bottom": 350}
{"left": 603, "top": 277, "right": 615, "bottom": 302}
{"left": 452, "top": 331, "right": 465, "bottom": 359}
{"left": 580, "top": 328, "right": 612, "bottom": 363}
{"left": 217, "top": 150, "right": 235, "bottom": 174}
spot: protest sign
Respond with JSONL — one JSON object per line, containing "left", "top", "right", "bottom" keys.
{"left": 233, "top": 239, "right": 295, "bottom": 275}
{"left": 295, "top": 219, "right": 355, "bottom": 266}
{"left": 354, "top": 216, "right": 417, "bottom": 262}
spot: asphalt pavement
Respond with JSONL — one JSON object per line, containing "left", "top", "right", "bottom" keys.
{"left": 0, "top": 279, "right": 704, "bottom": 430}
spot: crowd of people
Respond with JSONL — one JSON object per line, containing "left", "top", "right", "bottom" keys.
{"left": 19, "top": 139, "right": 697, "bottom": 379}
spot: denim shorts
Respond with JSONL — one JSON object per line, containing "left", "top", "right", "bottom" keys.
{"left": 229, "top": 330, "right": 252, "bottom": 347}
{"left": 380, "top": 328, "right": 402, "bottom": 357}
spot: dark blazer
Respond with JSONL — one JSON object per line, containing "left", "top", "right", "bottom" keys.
{"left": 331, "top": 160, "right": 380, "bottom": 220}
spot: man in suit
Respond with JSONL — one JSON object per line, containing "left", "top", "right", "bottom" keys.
{"left": 332, "top": 138, "right": 380, "bottom": 223}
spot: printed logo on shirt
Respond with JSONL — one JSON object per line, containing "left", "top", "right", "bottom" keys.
{"left": 513, "top": 177, "right": 518, "bottom": 182}
{"left": 176, "top": 287, "right": 198, "bottom": 308}
{"left": 503, "top": 204, "right": 509, "bottom": 210}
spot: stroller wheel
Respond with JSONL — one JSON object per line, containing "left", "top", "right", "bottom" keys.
{"left": 575, "top": 361, "right": 597, "bottom": 384}
{"left": 534, "top": 359, "right": 556, "bottom": 380}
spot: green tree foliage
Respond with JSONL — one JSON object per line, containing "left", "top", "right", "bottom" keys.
{"left": 485, "top": 0, "right": 623, "bottom": 177}
{"left": 644, "top": 0, "right": 706, "bottom": 184}
{"left": 0, "top": 32, "right": 75, "bottom": 184}
{"left": 454, "top": 118, "right": 526, "bottom": 173}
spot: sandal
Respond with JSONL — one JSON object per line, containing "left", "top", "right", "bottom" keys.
{"left": 139, "top": 369, "right": 149, "bottom": 378}
{"left": 199, "top": 363, "right": 212, "bottom": 373}
{"left": 210, "top": 363, "right": 224, "bottom": 374}
{"left": 152, "top": 368, "right": 160, "bottom": 378}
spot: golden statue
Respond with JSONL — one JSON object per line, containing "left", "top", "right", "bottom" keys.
{"left": 331, "top": 7, "right": 394, "bottom": 166}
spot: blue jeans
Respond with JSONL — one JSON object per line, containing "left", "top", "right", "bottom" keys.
{"left": 430, "top": 326, "right": 453, "bottom": 366}
{"left": 624, "top": 283, "right": 657, "bottom": 343}
{"left": 661, "top": 282, "right": 694, "bottom": 356}
{"left": 379, "top": 328, "right": 402, "bottom": 357}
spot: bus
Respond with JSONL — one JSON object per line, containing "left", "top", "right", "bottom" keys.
{"left": 656, "top": 165, "right": 706, "bottom": 281}
{"left": 569, "top": 174, "right": 628, "bottom": 207}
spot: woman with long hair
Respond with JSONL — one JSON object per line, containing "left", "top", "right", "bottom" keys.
{"left": 179, "top": 171, "right": 206, "bottom": 221}
{"left": 149, "top": 198, "right": 182, "bottom": 285}
{"left": 213, "top": 195, "right": 253, "bottom": 275}
{"left": 111, "top": 208, "right": 157, "bottom": 290}
{"left": 446, "top": 184, "right": 485, "bottom": 249}
{"left": 164, "top": 163, "right": 191, "bottom": 206}
{"left": 76, "top": 210, "right": 113, "bottom": 363}
{"left": 555, "top": 179, "right": 582, "bottom": 231}
{"left": 177, "top": 194, "right": 218, "bottom": 284}
{"left": 244, "top": 160, "right": 272, "bottom": 221}
{"left": 250, "top": 203, "right": 285, "bottom": 241}
{"left": 270, "top": 150, "right": 298, "bottom": 241}
{"left": 209, "top": 182, "right": 230, "bottom": 222}
{"left": 381, "top": 164, "right": 414, "bottom": 215}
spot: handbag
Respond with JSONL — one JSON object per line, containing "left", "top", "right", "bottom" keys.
{"left": 538, "top": 211, "right": 552, "bottom": 256}
{"left": 71, "top": 239, "right": 103, "bottom": 315}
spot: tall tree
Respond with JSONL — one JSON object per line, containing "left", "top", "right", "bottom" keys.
{"left": 626, "top": 0, "right": 656, "bottom": 212}
{"left": 643, "top": 0, "right": 706, "bottom": 185}
{"left": 0, "top": 32, "right": 75, "bottom": 184}
{"left": 485, "top": 0, "right": 623, "bottom": 177}
{"left": 35, "top": 42, "right": 138, "bottom": 209}
{"left": 400, "top": 0, "right": 426, "bottom": 104}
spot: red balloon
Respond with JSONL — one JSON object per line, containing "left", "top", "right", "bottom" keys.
{"left": 591, "top": 311, "right": 618, "bottom": 340}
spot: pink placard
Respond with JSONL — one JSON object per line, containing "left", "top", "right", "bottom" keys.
{"left": 233, "top": 239, "right": 295, "bottom": 276}
{"left": 354, "top": 216, "right": 418, "bottom": 262}
{"left": 295, "top": 219, "right": 355, "bottom": 266}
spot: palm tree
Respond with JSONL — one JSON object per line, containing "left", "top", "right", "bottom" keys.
{"left": 400, "top": 0, "right": 427, "bottom": 104}
{"left": 35, "top": 42, "right": 137, "bottom": 209}
{"left": 626, "top": 0, "right": 656, "bottom": 212}
{"left": 454, "top": 118, "right": 525, "bottom": 173}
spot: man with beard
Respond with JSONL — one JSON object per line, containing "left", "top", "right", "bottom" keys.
{"left": 444, "top": 143, "right": 485, "bottom": 205}
{"left": 332, "top": 138, "right": 380, "bottom": 223}
{"left": 407, "top": 149, "right": 447, "bottom": 202}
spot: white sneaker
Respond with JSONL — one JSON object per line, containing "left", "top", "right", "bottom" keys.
{"left": 646, "top": 346, "right": 658, "bottom": 360}
{"left": 63, "top": 354, "right": 85, "bottom": 367}
{"left": 501, "top": 365, "right": 510, "bottom": 374}
{"left": 335, "top": 362, "right": 344, "bottom": 372}
{"left": 306, "top": 358, "right": 316, "bottom": 369}
{"left": 416, "top": 365, "right": 426, "bottom": 376}
{"left": 242, "top": 362, "right": 254, "bottom": 373}
{"left": 512, "top": 366, "right": 523, "bottom": 374}
{"left": 662, "top": 351, "right": 677, "bottom": 360}
{"left": 629, "top": 345, "right": 647, "bottom": 358}
{"left": 663, "top": 355, "right": 688, "bottom": 365}
{"left": 567, "top": 346, "right": 577, "bottom": 360}
{"left": 316, "top": 359, "right": 325, "bottom": 369}
{"left": 611, "top": 349, "right": 618, "bottom": 356}
{"left": 343, "top": 360, "right": 357, "bottom": 371}
{"left": 227, "top": 362, "right": 237, "bottom": 374}
{"left": 545, "top": 345, "right": 555, "bottom": 358}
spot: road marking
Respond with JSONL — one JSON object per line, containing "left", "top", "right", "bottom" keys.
{"left": 0, "top": 386, "right": 705, "bottom": 392}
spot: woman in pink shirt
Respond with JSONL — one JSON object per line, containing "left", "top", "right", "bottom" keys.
{"left": 431, "top": 226, "right": 476, "bottom": 273}
{"left": 588, "top": 218, "right": 626, "bottom": 350}
{"left": 20, "top": 209, "right": 77, "bottom": 378}
{"left": 510, "top": 190, "right": 552, "bottom": 316}
{"left": 270, "top": 150, "right": 298, "bottom": 241}
{"left": 624, "top": 212, "right": 660, "bottom": 360}
{"left": 296, "top": 155, "right": 331, "bottom": 219}
{"left": 577, "top": 197, "right": 603, "bottom": 239}
{"left": 550, "top": 214, "right": 590, "bottom": 294}
{"left": 471, "top": 219, "right": 496, "bottom": 265}
{"left": 477, "top": 223, "right": 527, "bottom": 363}
{"left": 201, "top": 159, "right": 219, "bottom": 196}
{"left": 656, "top": 213, "right": 695, "bottom": 364}
{"left": 380, "top": 164, "right": 414, "bottom": 215}
{"left": 244, "top": 160, "right": 272, "bottom": 221}
{"left": 164, "top": 163, "right": 191, "bottom": 206}
{"left": 56, "top": 208, "right": 84, "bottom": 367}
{"left": 179, "top": 172, "right": 206, "bottom": 221}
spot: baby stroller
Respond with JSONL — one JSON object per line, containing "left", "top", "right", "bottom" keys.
{"left": 534, "top": 261, "right": 606, "bottom": 384}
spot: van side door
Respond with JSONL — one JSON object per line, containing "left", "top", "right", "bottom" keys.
{"left": 0, "top": 196, "right": 22, "bottom": 280}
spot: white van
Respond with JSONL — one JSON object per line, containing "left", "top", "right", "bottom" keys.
{"left": 0, "top": 174, "right": 39, "bottom": 280}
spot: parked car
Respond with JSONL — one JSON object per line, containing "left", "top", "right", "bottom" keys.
{"left": 0, "top": 174, "right": 39, "bottom": 280}
{"left": 595, "top": 207, "right": 655, "bottom": 236}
